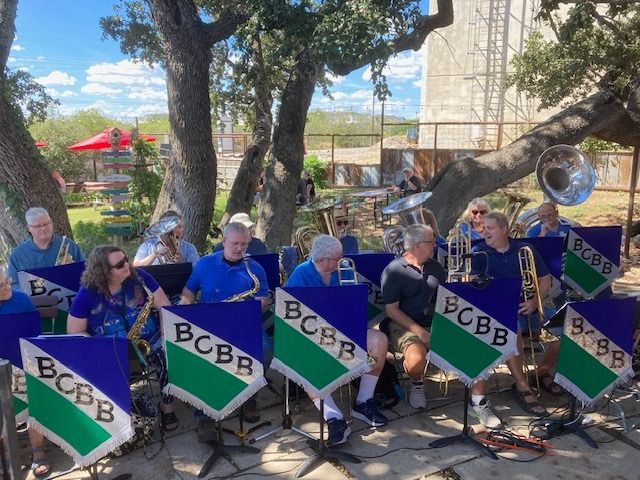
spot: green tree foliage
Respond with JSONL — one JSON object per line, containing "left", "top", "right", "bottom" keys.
{"left": 127, "top": 138, "right": 162, "bottom": 233}
{"left": 508, "top": 3, "right": 640, "bottom": 109}
{"left": 138, "top": 114, "right": 170, "bottom": 134}
{"left": 28, "top": 109, "right": 130, "bottom": 182}
{"left": 3, "top": 68, "right": 59, "bottom": 125}
{"left": 303, "top": 154, "right": 329, "bottom": 189}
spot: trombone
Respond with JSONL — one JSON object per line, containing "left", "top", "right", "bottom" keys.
{"left": 517, "top": 245, "right": 545, "bottom": 396}
{"left": 337, "top": 257, "right": 358, "bottom": 286}
{"left": 446, "top": 223, "right": 472, "bottom": 282}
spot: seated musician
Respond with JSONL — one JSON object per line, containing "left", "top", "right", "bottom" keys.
{"left": 0, "top": 265, "right": 51, "bottom": 477}
{"left": 394, "top": 167, "right": 423, "bottom": 196}
{"left": 286, "top": 235, "right": 389, "bottom": 447}
{"left": 133, "top": 210, "right": 199, "bottom": 266}
{"left": 526, "top": 202, "right": 572, "bottom": 238}
{"left": 470, "top": 212, "right": 551, "bottom": 415}
{"left": 181, "top": 221, "right": 271, "bottom": 434}
{"left": 8, "top": 207, "right": 85, "bottom": 289}
{"left": 457, "top": 198, "right": 489, "bottom": 241}
{"left": 335, "top": 215, "right": 359, "bottom": 254}
{"left": 66, "top": 246, "right": 179, "bottom": 431}
{"left": 212, "top": 212, "right": 268, "bottom": 255}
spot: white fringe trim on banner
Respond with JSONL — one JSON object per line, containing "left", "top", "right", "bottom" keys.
{"left": 427, "top": 347, "right": 519, "bottom": 387}
{"left": 163, "top": 376, "right": 267, "bottom": 421}
{"left": 15, "top": 409, "right": 27, "bottom": 427}
{"left": 27, "top": 418, "right": 134, "bottom": 468}
{"left": 554, "top": 367, "right": 635, "bottom": 407}
{"left": 270, "top": 358, "right": 371, "bottom": 399}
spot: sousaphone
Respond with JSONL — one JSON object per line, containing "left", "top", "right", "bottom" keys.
{"left": 382, "top": 191, "right": 433, "bottom": 255}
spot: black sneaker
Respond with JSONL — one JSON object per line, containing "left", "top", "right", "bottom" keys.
{"left": 243, "top": 398, "right": 261, "bottom": 424}
{"left": 326, "top": 418, "right": 351, "bottom": 447}
{"left": 351, "top": 398, "right": 388, "bottom": 427}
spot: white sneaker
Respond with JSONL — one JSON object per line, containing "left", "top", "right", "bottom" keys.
{"left": 470, "top": 398, "right": 501, "bottom": 429}
{"left": 409, "top": 382, "right": 427, "bottom": 409}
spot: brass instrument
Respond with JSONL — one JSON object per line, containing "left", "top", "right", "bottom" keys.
{"left": 55, "top": 235, "right": 73, "bottom": 265}
{"left": 382, "top": 191, "right": 433, "bottom": 256}
{"left": 518, "top": 245, "right": 545, "bottom": 395}
{"left": 127, "top": 284, "right": 155, "bottom": 361}
{"left": 144, "top": 215, "right": 183, "bottom": 264}
{"left": 501, "top": 191, "right": 533, "bottom": 237}
{"left": 294, "top": 197, "right": 339, "bottom": 259}
{"left": 511, "top": 145, "right": 595, "bottom": 237}
{"left": 446, "top": 223, "right": 472, "bottom": 282}
{"left": 223, "top": 256, "right": 260, "bottom": 302}
{"left": 337, "top": 257, "right": 358, "bottom": 286}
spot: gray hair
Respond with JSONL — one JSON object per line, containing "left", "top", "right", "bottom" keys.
{"left": 484, "top": 211, "right": 509, "bottom": 228}
{"left": 404, "top": 224, "right": 433, "bottom": 250}
{"left": 310, "top": 234, "right": 342, "bottom": 262}
{"left": 223, "top": 222, "right": 249, "bottom": 237}
{"left": 25, "top": 207, "right": 50, "bottom": 225}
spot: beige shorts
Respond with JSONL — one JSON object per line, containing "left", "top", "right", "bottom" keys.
{"left": 388, "top": 321, "right": 428, "bottom": 354}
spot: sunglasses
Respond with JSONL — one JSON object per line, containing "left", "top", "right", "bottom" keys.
{"left": 110, "top": 255, "right": 129, "bottom": 270}
{"left": 471, "top": 210, "right": 487, "bottom": 215}
{"left": 336, "top": 220, "right": 349, "bottom": 226}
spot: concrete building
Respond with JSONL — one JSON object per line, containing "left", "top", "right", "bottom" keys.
{"left": 420, "top": 0, "right": 560, "bottom": 150}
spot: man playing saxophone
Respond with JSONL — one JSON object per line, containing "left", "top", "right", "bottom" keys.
{"left": 133, "top": 210, "right": 199, "bottom": 266}
{"left": 180, "top": 221, "right": 270, "bottom": 434}
{"left": 8, "top": 207, "right": 85, "bottom": 288}
{"left": 66, "top": 246, "right": 179, "bottom": 431}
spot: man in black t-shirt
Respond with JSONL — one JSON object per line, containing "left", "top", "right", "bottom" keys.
{"left": 395, "top": 168, "right": 422, "bottom": 196}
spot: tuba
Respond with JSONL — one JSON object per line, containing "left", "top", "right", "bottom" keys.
{"left": 511, "top": 145, "right": 595, "bottom": 237}
{"left": 382, "top": 191, "right": 432, "bottom": 255}
{"left": 144, "top": 215, "right": 183, "bottom": 264}
{"left": 294, "top": 197, "right": 338, "bottom": 259}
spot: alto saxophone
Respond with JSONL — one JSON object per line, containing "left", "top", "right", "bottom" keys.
{"left": 223, "top": 256, "right": 260, "bottom": 302}
{"left": 55, "top": 235, "right": 73, "bottom": 265}
{"left": 127, "top": 284, "right": 155, "bottom": 361}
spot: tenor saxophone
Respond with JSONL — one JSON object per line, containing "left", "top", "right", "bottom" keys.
{"left": 223, "top": 256, "right": 260, "bottom": 302}
{"left": 127, "top": 284, "right": 155, "bottom": 360}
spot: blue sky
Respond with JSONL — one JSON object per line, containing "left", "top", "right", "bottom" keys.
{"left": 10, "top": 1, "right": 426, "bottom": 121}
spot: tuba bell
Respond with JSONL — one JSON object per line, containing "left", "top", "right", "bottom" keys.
{"left": 294, "top": 197, "right": 338, "bottom": 259}
{"left": 382, "top": 191, "right": 432, "bottom": 255}
{"left": 511, "top": 145, "right": 595, "bottom": 237}
{"left": 144, "top": 215, "right": 183, "bottom": 264}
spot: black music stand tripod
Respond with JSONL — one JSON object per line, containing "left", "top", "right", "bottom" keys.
{"left": 533, "top": 395, "right": 598, "bottom": 449}
{"left": 295, "top": 399, "right": 361, "bottom": 478}
{"left": 429, "top": 386, "right": 498, "bottom": 459}
{"left": 223, "top": 402, "right": 272, "bottom": 444}
{"left": 198, "top": 420, "right": 261, "bottom": 478}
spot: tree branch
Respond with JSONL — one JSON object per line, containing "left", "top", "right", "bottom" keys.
{"left": 0, "top": 0, "right": 17, "bottom": 73}
{"left": 203, "top": 10, "right": 251, "bottom": 46}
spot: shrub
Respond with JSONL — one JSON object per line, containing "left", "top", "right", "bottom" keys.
{"left": 73, "top": 220, "right": 112, "bottom": 256}
{"left": 303, "top": 154, "right": 329, "bottom": 189}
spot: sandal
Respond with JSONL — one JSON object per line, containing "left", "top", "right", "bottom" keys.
{"left": 158, "top": 403, "right": 179, "bottom": 432}
{"left": 31, "top": 448, "right": 51, "bottom": 478}
{"left": 511, "top": 383, "right": 547, "bottom": 417}
{"left": 535, "top": 371, "right": 564, "bottom": 396}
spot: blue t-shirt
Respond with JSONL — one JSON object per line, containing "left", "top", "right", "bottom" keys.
{"left": 470, "top": 239, "right": 550, "bottom": 279}
{"left": 9, "top": 235, "right": 85, "bottom": 289}
{"left": 458, "top": 223, "right": 484, "bottom": 241}
{"left": 134, "top": 237, "right": 200, "bottom": 265}
{"left": 285, "top": 259, "right": 339, "bottom": 287}
{"left": 213, "top": 237, "right": 268, "bottom": 255}
{"left": 340, "top": 235, "right": 359, "bottom": 255}
{"left": 185, "top": 251, "right": 269, "bottom": 303}
{"left": 0, "top": 290, "right": 36, "bottom": 315}
{"left": 526, "top": 222, "right": 572, "bottom": 238}
{"left": 69, "top": 269, "right": 161, "bottom": 346}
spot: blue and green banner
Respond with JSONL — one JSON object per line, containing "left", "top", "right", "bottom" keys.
{"left": 18, "top": 262, "right": 84, "bottom": 334}
{"left": 563, "top": 226, "right": 621, "bottom": 298}
{"left": 20, "top": 336, "right": 133, "bottom": 467}
{"left": 250, "top": 253, "right": 280, "bottom": 330}
{"left": 272, "top": 286, "right": 370, "bottom": 398}
{"left": 162, "top": 302, "right": 266, "bottom": 420}
{"left": 555, "top": 298, "right": 635, "bottom": 405}
{"left": 0, "top": 311, "right": 41, "bottom": 424}
{"left": 429, "top": 278, "right": 521, "bottom": 385}
{"left": 345, "top": 253, "right": 394, "bottom": 327}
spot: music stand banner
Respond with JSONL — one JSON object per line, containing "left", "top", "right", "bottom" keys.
{"left": 250, "top": 253, "right": 281, "bottom": 330}
{"left": 345, "top": 253, "right": 394, "bottom": 327}
{"left": 272, "top": 286, "right": 369, "bottom": 398}
{"left": 555, "top": 298, "right": 635, "bottom": 405}
{"left": 563, "top": 226, "right": 621, "bottom": 298}
{"left": 161, "top": 302, "right": 266, "bottom": 421}
{"left": 0, "top": 311, "right": 40, "bottom": 424}
{"left": 429, "top": 278, "right": 521, "bottom": 385}
{"left": 20, "top": 336, "right": 133, "bottom": 467}
{"left": 18, "top": 262, "right": 84, "bottom": 333}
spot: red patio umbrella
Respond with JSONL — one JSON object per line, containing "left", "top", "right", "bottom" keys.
{"left": 67, "top": 128, "right": 156, "bottom": 151}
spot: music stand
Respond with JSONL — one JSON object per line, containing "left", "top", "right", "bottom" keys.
{"left": 139, "top": 263, "right": 192, "bottom": 298}
{"left": 198, "top": 423, "right": 261, "bottom": 478}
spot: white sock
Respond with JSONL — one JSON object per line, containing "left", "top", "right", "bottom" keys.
{"left": 356, "top": 374, "right": 378, "bottom": 404}
{"left": 471, "top": 394, "right": 485, "bottom": 406}
{"left": 313, "top": 397, "right": 342, "bottom": 421}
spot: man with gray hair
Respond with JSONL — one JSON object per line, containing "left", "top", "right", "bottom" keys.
{"left": 286, "top": 234, "right": 390, "bottom": 447}
{"left": 8, "top": 207, "right": 84, "bottom": 289}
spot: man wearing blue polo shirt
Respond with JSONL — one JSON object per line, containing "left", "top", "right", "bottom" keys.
{"left": 471, "top": 212, "right": 552, "bottom": 416}
{"left": 181, "top": 221, "right": 270, "bottom": 434}
{"left": 286, "top": 234, "right": 389, "bottom": 447}
{"left": 526, "top": 202, "right": 572, "bottom": 238}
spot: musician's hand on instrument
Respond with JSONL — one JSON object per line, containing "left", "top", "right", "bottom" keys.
{"left": 518, "top": 298, "right": 538, "bottom": 315}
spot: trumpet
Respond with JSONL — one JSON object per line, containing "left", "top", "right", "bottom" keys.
{"left": 446, "top": 223, "right": 472, "bottom": 282}
{"left": 518, "top": 245, "right": 545, "bottom": 395}
{"left": 55, "top": 235, "right": 73, "bottom": 265}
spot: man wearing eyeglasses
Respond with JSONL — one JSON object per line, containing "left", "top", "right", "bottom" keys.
{"left": 381, "top": 225, "right": 452, "bottom": 409}
{"left": 8, "top": 207, "right": 85, "bottom": 289}
{"left": 395, "top": 167, "right": 423, "bottom": 196}
{"left": 526, "top": 202, "right": 573, "bottom": 238}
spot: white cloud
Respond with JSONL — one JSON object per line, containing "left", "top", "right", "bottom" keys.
{"left": 46, "top": 88, "right": 76, "bottom": 98}
{"left": 35, "top": 71, "right": 77, "bottom": 86}
{"left": 7, "top": 56, "right": 16, "bottom": 64}
{"left": 120, "top": 103, "right": 168, "bottom": 119}
{"left": 10, "top": 44, "right": 24, "bottom": 52}
{"left": 127, "top": 87, "right": 167, "bottom": 101}
{"left": 326, "top": 72, "right": 345, "bottom": 85}
{"left": 85, "top": 60, "right": 165, "bottom": 87}
{"left": 412, "top": 79, "right": 422, "bottom": 88}
{"left": 81, "top": 83, "right": 123, "bottom": 95}
{"left": 361, "top": 47, "right": 425, "bottom": 83}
